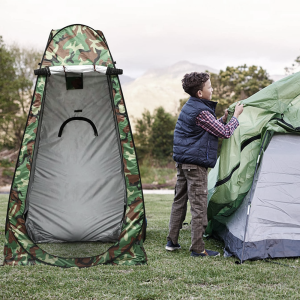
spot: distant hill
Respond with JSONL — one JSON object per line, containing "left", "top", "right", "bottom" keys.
{"left": 122, "top": 61, "right": 219, "bottom": 123}
{"left": 121, "top": 61, "right": 286, "bottom": 128}
{"left": 119, "top": 75, "right": 135, "bottom": 85}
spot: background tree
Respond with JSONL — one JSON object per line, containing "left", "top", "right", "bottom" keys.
{"left": 285, "top": 54, "right": 300, "bottom": 75}
{"left": 0, "top": 36, "right": 19, "bottom": 148}
{"left": 134, "top": 110, "right": 154, "bottom": 161}
{"left": 211, "top": 65, "right": 273, "bottom": 117}
{"left": 10, "top": 44, "right": 42, "bottom": 146}
{"left": 149, "top": 107, "right": 176, "bottom": 161}
{"left": 134, "top": 107, "right": 176, "bottom": 162}
{"left": 178, "top": 98, "right": 188, "bottom": 112}
{"left": 10, "top": 44, "right": 42, "bottom": 113}
{"left": 0, "top": 37, "right": 42, "bottom": 149}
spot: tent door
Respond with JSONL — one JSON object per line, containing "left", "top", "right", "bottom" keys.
{"left": 25, "top": 73, "right": 126, "bottom": 243}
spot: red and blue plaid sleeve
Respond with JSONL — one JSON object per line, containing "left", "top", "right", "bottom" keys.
{"left": 196, "top": 111, "right": 239, "bottom": 139}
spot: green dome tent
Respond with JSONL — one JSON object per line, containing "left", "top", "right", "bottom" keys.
{"left": 3, "top": 24, "right": 147, "bottom": 267}
{"left": 207, "top": 71, "right": 300, "bottom": 262}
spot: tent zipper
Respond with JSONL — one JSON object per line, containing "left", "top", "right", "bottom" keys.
{"left": 214, "top": 134, "right": 261, "bottom": 188}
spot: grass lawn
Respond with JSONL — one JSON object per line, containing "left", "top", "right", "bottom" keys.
{"left": 139, "top": 160, "right": 176, "bottom": 186}
{"left": 1, "top": 193, "right": 300, "bottom": 299}
{"left": 139, "top": 164, "right": 176, "bottom": 185}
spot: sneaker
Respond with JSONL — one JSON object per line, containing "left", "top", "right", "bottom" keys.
{"left": 191, "top": 249, "right": 220, "bottom": 257}
{"left": 165, "top": 240, "right": 181, "bottom": 251}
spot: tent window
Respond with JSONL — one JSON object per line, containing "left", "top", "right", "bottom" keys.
{"left": 65, "top": 72, "right": 83, "bottom": 90}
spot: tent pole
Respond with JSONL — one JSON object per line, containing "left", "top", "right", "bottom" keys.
{"left": 239, "top": 131, "right": 271, "bottom": 264}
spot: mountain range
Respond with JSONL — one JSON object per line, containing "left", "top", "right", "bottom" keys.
{"left": 119, "top": 61, "right": 286, "bottom": 126}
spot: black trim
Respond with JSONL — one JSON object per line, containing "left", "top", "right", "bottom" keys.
{"left": 58, "top": 117, "right": 98, "bottom": 137}
{"left": 215, "top": 163, "right": 240, "bottom": 187}
{"left": 241, "top": 134, "right": 261, "bottom": 151}
{"left": 106, "top": 67, "right": 123, "bottom": 75}
{"left": 214, "top": 134, "right": 262, "bottom": 188}
{"left": 34, "top": 67, "right": 51, "bottom": 76}
{"left": 272, "top": 118, "right": 300, "bottom": 131}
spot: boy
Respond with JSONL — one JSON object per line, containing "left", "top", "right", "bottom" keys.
{"left": 166, "top": 72, "right": 244, "bottom": 257}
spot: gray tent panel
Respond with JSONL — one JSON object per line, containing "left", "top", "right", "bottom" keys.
{"left": 25, "top": 73, "right": 125, "bottom": 243}
{"left": 221, "top": 134, "right": 300, "bottom": 260}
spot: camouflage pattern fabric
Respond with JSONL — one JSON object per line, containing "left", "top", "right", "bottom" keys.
{"left": 42, "top": 26, "right": 112, "bottom": 68}
{"left": 3, "top": 24, "right": 147, "bottom": 267}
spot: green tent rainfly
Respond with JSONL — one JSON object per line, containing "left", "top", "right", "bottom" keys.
{"left": 3, "top": 24, "right": 147, "bottom": 267}
{"left": 207, "top": 71, "right": 300, "bottom": 262}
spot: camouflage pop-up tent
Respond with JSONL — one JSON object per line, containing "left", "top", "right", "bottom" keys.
{"left": 207, "top": 71, "right": 300, "bottom": 262}
{"left": 3, "top": 24, "right": 147, "bottom": 267}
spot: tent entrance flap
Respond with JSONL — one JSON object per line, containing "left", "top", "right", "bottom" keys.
{"left": 25, "top": 73, "right": 126, "bottom": 243}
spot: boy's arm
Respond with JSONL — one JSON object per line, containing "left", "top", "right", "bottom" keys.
{"left": 217, "top": 109, "right": 229, "bottom": 124}
{"left": 217, "top": 117, "right": 226, "bottom": 124}
{"left": 196, "top": 111, "right": 239, "bottom": 139}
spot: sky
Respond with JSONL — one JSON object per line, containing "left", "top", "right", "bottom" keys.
{"left": 1, "top": 0, "right": 300, "bottom": 77}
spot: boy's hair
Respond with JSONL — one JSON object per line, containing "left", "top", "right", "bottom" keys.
{"left": 182, "top": 72, "right": 210, "bottom": 97}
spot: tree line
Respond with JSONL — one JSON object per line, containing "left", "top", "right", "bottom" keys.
{"left": 0, "top": 34, "right": 299, "bottom": 161}
{"left": 0, "top": 36, "right": 42, "bottom": 149}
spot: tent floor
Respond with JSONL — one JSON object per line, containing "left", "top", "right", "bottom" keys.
{"left": 37, "top": 241, "right": 115, "bottom": 258}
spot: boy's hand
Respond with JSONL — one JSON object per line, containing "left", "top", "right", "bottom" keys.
{"left": 233, "top": 102, "right": 244, "bottom": 118}
{"left": 222, "top": 109, "right": 229, "bottom": 123}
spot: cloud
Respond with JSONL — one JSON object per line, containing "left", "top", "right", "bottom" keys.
{"left": 1, "top": 0, "right": 299, "bottom": 77}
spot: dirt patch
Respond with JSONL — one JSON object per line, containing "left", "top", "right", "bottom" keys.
{"left": 0, "top": 149, "right": 19, "bottom": 161}
{"left": 0, "top": 185, "right": 11, "bottom": 193}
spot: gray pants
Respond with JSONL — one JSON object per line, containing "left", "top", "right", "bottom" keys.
{"left": 167, "top": 163, "right": 208, "bottom": 253}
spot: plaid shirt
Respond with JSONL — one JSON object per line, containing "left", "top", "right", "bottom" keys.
{"left": 196, "top": 111, "right": 239, "bottom": 138}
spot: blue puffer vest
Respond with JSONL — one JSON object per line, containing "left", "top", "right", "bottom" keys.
{"left": 173, "top": 97, "right": 219, "bottom": 168}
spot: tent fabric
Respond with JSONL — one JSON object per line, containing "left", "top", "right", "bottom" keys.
{"left": 207, "top": 71, "right": 300, "bottom": 260}
{"left": 25, "top": 74, "right": 125, "bottom": 243}
{"left": 220, "top": 134, "right": 300, "bottom": 260}
{"left": 4, "top": 24, "right": 147, "bottom": 267}
{"left": 48, "top": 65, "right": 108, "bottom": 74}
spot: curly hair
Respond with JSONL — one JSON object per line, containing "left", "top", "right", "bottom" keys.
{"left": 181, "top": 72, "right": 210, "bottom": 97}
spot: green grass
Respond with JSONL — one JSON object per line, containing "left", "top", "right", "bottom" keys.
{"left": 0, "top": 159, "right": 14, "bottom": 168}
{"left": 38, "top": 241, "right": 115, "bottom": 258}
{"left": 139, "top": 159, "right": 176, "bottom": 185}
{"left": 1, "top": 194, "right": 300, "bottom": 299}
{"left": 1, "top": 169, "right": 14, "bottom": 178}
{"left": 140, "top": 164, "right": 176, "bottom": 184}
